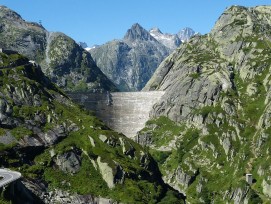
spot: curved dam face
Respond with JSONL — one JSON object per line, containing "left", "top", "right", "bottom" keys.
{"left": 69, "top": 91, "right": 165, "bottom": 139}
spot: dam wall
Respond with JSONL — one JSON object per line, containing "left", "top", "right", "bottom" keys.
{"left": 69, "top": 91, "right": 164, "bottom": 139}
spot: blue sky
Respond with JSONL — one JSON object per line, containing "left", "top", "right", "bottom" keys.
{"left": 1, "top": 0, "right": 270, "bottom": 46}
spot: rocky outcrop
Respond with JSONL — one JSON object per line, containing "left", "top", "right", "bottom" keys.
{"left": 11, "top": 179, "right": 115, "bottom": 204}
{"left": 97, "top": 157, "right": 116, "bottom": 188}
{"left": 0, "top": 6, "right": 117, "bottom": 92}
{"left": 40, "top": 189, "right": 115, "bottom": 204}
{"left": 0, "top": 97, "right": 16, "bottom": 128}
{"left": 165, "top": 167, "right": 199, "bottom": 192}
{"left": 262, "top": 179, "right": 271, "bottom": 198}
{"left": 18, "top": 124, "right": 70, "bottom": 147}
{"left": 54, "top": 150, "right": 81, "bottom": 174}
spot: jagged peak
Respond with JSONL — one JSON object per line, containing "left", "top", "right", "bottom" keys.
{"left": 124, "top": 23, "right": 155, "bottom": 41}
{"left": 178, "top": 27, "right": 196, "bottom": 42}
{"left": 178, "top": 27, "right": 195, "bottom": 35}
{"left": 149, "top": 27, "right": 163, "bottom": 34}
{"left": 78, "top": 42, "right": 88, "bottom": 49}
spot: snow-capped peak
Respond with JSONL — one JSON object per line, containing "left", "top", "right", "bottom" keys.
{"left": 149, "top": 27, "right": 163, "bottom": 35}
{"left": 85, "top": 44, "right": 100, "bottom": 52}
{"left": 149, "top": 27, "right": 181, "bottom": 50}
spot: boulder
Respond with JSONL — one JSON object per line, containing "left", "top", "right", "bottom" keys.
{"left": 54, "top": 150, "right": 81, "bottom": 174}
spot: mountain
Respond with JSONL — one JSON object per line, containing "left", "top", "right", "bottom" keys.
{"left": 178, "top": 27, "right": 196, "bottom": 42}
{"left": 0, "top": 50, "right": 184, "bottom": 203}
{"left": 140, "top": 5, "right": 271, "bottom": 203}
{"left": 149, "top": 27, "right": 182, "bottom": 50}
{"left": 124, "top": 23, "right": 154, "bottom": 41}
{"left": 78, "top": 41, "right": 88, "bottom": 48}
{"left": 0, "top": 6, "right": 117, "bottom": 92}
{"left": 89, "top": 24, "right": 196, "bottom": 91}
{"left": 85, "top": 44, "right": 100, "bottom": 52}
{"left": 89, "top": 23, "right": 170, "bottom": 91}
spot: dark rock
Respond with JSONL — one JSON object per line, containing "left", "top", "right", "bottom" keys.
{"left": 54, "top": 150, "right": 81, "bottom": 174}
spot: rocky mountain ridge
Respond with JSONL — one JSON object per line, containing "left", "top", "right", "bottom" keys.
{"left": 149, "top": 27, "right": 196, "bottom": 50}
{"left": 89, "top": 23, "right": 170, "bottom": 91}
{"left": 89, "top": 23, "right": 195, "bottom": 91}
{"left": 140, "top": 5, "right": 271, "bottom": 203}
{"left": 149, "top": 27, "right": 182, "bottom": 50}
{"left": 0, "top": 5, "right": 117, "bottom": 92}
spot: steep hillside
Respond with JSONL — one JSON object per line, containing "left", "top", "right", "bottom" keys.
{"left": 0, "top": 6, "right": 117, "bottom": 92}
{"left": 0, "top": 51, "right": 184, "bottom": 203}
{"left": 141, "top": 5, "right": 271, "bottom": 203}
{"left": 89, "top": 23, "right": 170, "bottom": 91}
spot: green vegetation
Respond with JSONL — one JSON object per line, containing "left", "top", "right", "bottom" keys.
{"left": 0, "top": 53, "right": 29, "bottom": 68}
{"left": 2, "top": 5, "right": 271, "bottom": 203}
{"left": 10, "top": 126, "right": 33, "bottom": 140}
{"left": 140, "top": 116, "right": 184, "bottom": 147}
{"left": 176, "top": 128, "right": 200, "bottom": 162}
{"left": 43, "top": 155, "right": 109, "bottom": 196}
{"left": 189, "top": 73, "right": 201, "bottom": 79}
{"left": 193, "top": 105, "right": 224, "bottom": 119}
{"left": 150, "top": 149, "right": 171, "bottom": 166}
{"left": 0, "top": 52, "right": 180, "bottom": 203}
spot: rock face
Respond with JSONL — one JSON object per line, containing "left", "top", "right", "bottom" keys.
{"left": 0, "top": 6, "right": 117, "bottom": 92}
{"left": 149, "top": 27, "right": 182, "bottom": 50}
{"left": 177, "top": 27, "right": 196, "bottom": 42}
{"left": 89, "top": 24, "right": 196, "bottom": 91}
{"left": 141, "top": 5, "right": 271, "bottom": 203}
{"left": 78, "top": 41, "right": 88, "bottom": 48}
{"left": 54, "top": 150, "right": 81, "bottom": 174}
{"left": 0, "top": 52, "right": 184, "bottom": 203}
{"left": 12, "top": 179, "right": 115, "bottom": 204}
{"left": 89, "top": 23, "right": 170, "bottom": 91}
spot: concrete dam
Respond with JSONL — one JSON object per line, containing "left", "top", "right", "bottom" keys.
{"left": 69, "top": 91, "right": 165, "bottom": 139}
